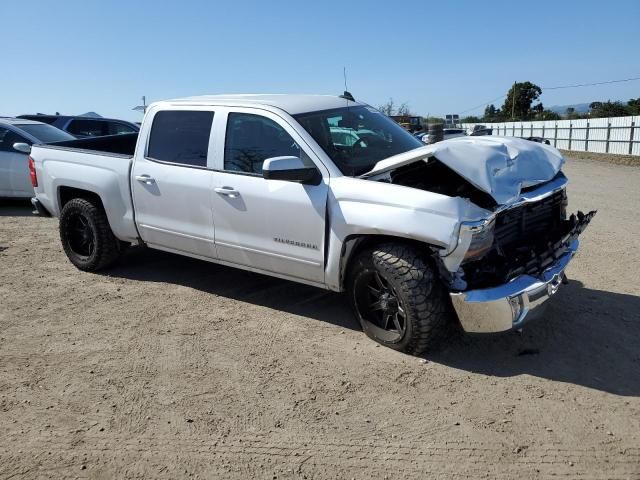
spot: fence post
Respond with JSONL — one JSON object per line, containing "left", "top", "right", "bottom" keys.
{"left": 530, "top": 123, "right": 533, "bottom": 137}
{"left": 585, "top": 121, "right": 590, "bottom": 152}
{"left": 542, "top": 123, "right": 545, "bottom": 141}
{"left": 520, "top": 123, "right": 524, "bottom": 137}
{"left": 630, "top": 121, "right": 636, "bottom": 155}
{"left": 554, "top": 123, "right": 558, "bottom": 147}
{"left": 568, "top": 122, "right": 573, "bottom": 150}
{"left": 605, "top": 122, "right": 611, "bottom": 153}
{"left": 512, "top": 124, "right": 515, "bottom": 136}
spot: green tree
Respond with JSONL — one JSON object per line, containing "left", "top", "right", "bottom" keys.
{"left": 627, "top": 97, "right": 640, "bottom": 115}
{"left": 565, "top": 107, "right": 582, "bottom": 120}
{"left": 423, "top": 116, "right": 445, "bottom": 125}
{"left": 461, "top": 115, "right": 482, "bottom": 123}
{"left": 501, "top": 81, "right": 543, "bottom": 120}
{"left": 589, "top": 100, "right": 630, "bottom": 118}
{"left": 538, "top": 110, "right": 561, "bottom": 120}
{"left": 483, "top": 104, "right": 504, "bottom": 122}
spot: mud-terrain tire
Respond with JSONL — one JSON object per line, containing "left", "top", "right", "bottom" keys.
{"left": 347, "top": 242, "right": 450, "bottom": 355}
{"left": 59, "top": 198, "right": 122, "bottom": 271}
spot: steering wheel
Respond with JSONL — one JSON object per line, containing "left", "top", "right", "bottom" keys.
{"left": 352, "top": 137, "right": 368, "bottom": 150}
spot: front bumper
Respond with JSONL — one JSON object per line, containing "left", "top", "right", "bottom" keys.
{"left": 450, "top": 239, "right": 579, "bottom": 333}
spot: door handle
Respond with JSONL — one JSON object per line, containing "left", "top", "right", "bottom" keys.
{"left": 135, "top": 174, "right": 155, "bottom": 185}
{"left": 214, "top": 186, "right": 240, "bottom": 198}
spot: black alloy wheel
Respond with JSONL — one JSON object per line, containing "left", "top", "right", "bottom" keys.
{"left": 353, "top": 269, "right": 407, "bottom": 343}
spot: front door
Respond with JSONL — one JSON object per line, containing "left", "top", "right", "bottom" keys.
{"left": 0, "top": 127, "right": 32, "bottom": 197}
{"left": 131, "top": 108, "right": 217, "bottom": 258}
{"left": 210, "top": 109, "right": 329, "bottom": 284}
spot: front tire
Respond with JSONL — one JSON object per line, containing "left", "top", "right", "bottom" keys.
{"left": 59, "top": 198, "right": 122, "bottom": 271}
{"left": 347, "top": 243, "right": 450, "bottom": 355}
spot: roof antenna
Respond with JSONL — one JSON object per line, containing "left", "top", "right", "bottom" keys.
{"left": 340, "top": 66, "right": 355, "bottom": 101}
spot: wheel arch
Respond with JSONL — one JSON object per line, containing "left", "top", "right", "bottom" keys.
{"left": 338, "top": 234, "right": 444, "bottom": 292}
{"left": 58, "top": 186, "right": 105, "bottom": 212}
{"left": 54, "top": 181, "right": 137, "bottom": 242}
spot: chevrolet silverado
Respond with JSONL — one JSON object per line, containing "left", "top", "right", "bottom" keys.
{"left": 29, "top": 94, "right": 595, "bottom": 354}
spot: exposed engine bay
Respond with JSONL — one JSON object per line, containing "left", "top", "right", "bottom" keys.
{"left": 387, "top": 158, "right": 497, "bottom": 210}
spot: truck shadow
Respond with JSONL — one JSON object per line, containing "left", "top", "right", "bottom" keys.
{"left": 0, "top": 199, "right": 33, "bottom": 217}
{"left": 110, "top": 247, "right": 359, "bottom": 331}
{"left": 430, "top": 280, "right": 640, "bottom": 397}
{"left": 109, "top": 248, "right": 640, "bottom": 397}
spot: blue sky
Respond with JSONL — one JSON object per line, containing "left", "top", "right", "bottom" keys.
{"left": 2, "top": 0, "right": 639, "bottom": 121}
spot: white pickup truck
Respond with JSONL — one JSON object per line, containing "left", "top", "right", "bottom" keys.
{"left": 30, "top": 94, "right": 595, "bottom": 354}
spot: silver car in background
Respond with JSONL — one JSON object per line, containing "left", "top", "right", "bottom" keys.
{"left": 0, "top": 119, "right": 75, "bottom": 198}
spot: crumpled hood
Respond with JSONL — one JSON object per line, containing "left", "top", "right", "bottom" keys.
{"left": 362, "top": 136, "right": 565, "bottom": 205}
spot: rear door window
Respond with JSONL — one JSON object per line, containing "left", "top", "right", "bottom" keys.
{"left": 66, "top": 119, "right": 109, "bottom": 137}
{"left": 147, "top": 110, "right": 214, "bottom": 167}
{"left": 108, "top": 122, "right": 137, "bottom": 135}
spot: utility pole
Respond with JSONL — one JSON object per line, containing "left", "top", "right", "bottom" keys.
{"left": 511, "top": 81, "right": 517, "bottom": 120}
{"left": 132, "top": 95, "right": 147, "bottom": 113}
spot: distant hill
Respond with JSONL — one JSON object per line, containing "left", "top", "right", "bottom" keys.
{"left": 548, "top": 103, "right": 591, "bottom": 114}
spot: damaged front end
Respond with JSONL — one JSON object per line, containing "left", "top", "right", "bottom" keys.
{"left": 362, "top": 136, "right": 596, "bottom": 333}
{"left": 446, "top": 177, "right": 596, "bottom": 333}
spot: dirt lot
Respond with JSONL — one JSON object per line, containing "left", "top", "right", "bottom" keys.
{"left": 1, "top": 157, "right": 639, "bottom": 479}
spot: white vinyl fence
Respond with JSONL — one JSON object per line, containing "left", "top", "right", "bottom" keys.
{"left": 462, "top": 116, "right": 640, "bottom": 156}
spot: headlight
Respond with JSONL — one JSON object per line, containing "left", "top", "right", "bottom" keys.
{"left": 463, "top": 220, "right": 495, "bottom": 262}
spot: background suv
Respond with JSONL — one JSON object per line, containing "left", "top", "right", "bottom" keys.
{"left": 17, "top": 114, "right": 140, "bottom": 138}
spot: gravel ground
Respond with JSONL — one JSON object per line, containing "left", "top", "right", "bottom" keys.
{"left": 559, "top": 150, "right": 640, "bottom": 167}
{"left": 1, "top": 157, "right": 639, "bottom": 479}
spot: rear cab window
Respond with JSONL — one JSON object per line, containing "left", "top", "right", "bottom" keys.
{"left": 147, "top": 110, "right": 214, "bottom": 168}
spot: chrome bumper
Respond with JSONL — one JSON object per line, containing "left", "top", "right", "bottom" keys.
{"left": 450, "top": 239, "right": 579, "bottom": 333}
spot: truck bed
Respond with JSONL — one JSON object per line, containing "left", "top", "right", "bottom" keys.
{"left": 44, "top": 132, "right": 138, "bottom": 157}
{"left": 30, "top": 135, "right": 139, "bottom": 242}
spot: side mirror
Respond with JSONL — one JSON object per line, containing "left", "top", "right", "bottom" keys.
{"left": 13, "top": 142, "right": 31, "bottom": 154}
{"left": 262, "top": 156, "right": 320, "bottom": 185}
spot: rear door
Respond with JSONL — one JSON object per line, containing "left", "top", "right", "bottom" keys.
{"left": 209, "top": 108, "right": 329, "bottom": 284}
{"left": 131, "top": 107, "right": 217, "bottom": 258}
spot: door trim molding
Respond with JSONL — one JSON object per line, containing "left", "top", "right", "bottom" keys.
{"left": 215, "top": 240, "right": 322, "bottom": 266}
{"left": 138, "top": 223, "right": 214, "bottom": 243}
{"left": 146, "top": 243, "right": 330, "bottom": 290}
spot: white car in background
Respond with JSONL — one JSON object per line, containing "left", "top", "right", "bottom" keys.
{"left": 420, "top": 127, "right": 468, "bottom": 144}
{"left": 0, "top": 119, "right": 74, "bottom": 198}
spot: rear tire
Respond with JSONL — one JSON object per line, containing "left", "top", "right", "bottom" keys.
{"left": 347, "top": 242, "right": 450, "bottom": 355}
{"left": 59, "top": 198, "right": 122, "bottom": 271}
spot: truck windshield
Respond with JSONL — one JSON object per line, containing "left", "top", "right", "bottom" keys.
{"left": 17, "top": 123, "right": 75, "bottom": 143}
{"left": 294, "top": 106, "right": 423, "bottom": 176}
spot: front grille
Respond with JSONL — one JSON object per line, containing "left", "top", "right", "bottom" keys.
{"left": 494, "top": 190, "right": 564, "bottom": 251}
{"left": 461, "top": 189, "right": 583, "bottom": 290}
